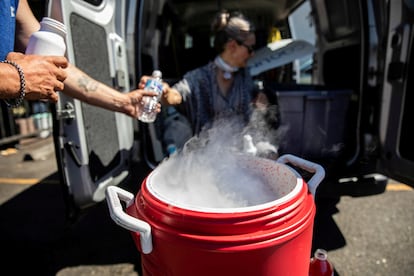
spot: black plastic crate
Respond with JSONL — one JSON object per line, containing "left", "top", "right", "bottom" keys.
{"left": 276, "top": 89, "right": 352, "bottom": 159}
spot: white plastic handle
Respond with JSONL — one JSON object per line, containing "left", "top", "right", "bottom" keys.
{"left": 105, "top": 186, "right": 153, "bottom": 254}
{"left": 277, "top": 154, "right": 325, "bottom": 196}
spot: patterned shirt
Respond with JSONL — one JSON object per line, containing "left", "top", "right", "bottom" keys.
{"left": 0, "top": 0, "right": 19, "bottom": 60}
{"left": 173, "top": 61, "right": 256, "bottom": 134}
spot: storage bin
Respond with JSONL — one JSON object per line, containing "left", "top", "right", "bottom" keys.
{"left": 276, "top": 89, "right": 352, "bottom": 159}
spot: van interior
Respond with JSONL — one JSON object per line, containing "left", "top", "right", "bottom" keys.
{"left": 138, "top": 0, "right": 367, "bottom": 192}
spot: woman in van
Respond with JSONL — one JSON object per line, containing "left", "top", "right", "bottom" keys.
{"left": 141, "top": 10, "right": 269, "bottom": 135}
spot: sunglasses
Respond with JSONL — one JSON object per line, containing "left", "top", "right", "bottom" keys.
{"left": 236, "top": 40, "right": 255, "bottom": 54}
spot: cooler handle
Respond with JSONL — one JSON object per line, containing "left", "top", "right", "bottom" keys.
{"left": 105, "top": 186, "right": 153, "bottom": 254}
{"left": 277, "top": 154, "right": 325, "bottom": 197}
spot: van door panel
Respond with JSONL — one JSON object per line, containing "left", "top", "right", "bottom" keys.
{"left": 48, "top": 0, "right": 135, "bottom": 211}
{"left": 378, "top": 0, "right": 414, "bottom": 186}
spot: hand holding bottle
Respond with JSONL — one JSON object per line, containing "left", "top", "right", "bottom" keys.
{"left": 1, "top": 17, "right": 68, "bottom": 104}
{"left": 5, "top": 52, "right": 68, "bottom": 102}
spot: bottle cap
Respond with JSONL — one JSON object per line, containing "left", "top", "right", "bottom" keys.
{"left": 314, "top": 248, "right": 328, "bottom": 261}
{"left": 153, "top": 70, "right": 162, "bottom": 78}
{"left": 40, "top": 17, "right": 67, "bottom": 38}
{"left": 167, "top": 144, "right": 177, "bottom": 155}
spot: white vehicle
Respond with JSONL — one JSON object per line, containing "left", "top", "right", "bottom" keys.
{"left": 44, "top": 0, "right": 413, "bottom": 216}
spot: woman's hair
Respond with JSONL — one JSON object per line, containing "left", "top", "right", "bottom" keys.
{"left": 211, "top": 10, "right": 255, "bottom": 53}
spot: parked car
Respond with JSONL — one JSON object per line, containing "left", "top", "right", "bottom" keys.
{"left": 43, "top": 0, "right": 413, "bottom": 216}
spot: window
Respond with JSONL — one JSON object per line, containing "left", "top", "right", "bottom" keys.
{"left": 288, "top": 0, "right": 316, "bottom": 84}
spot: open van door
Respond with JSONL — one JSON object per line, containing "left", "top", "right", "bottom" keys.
{"left": 377, "top": 0, "right": 414, "bottom": 187}
{"left": 308, "top": 0, "right": 414, "bottom": 189}
{"left": 47, "top": 0, "right": 137, "bottom": 216}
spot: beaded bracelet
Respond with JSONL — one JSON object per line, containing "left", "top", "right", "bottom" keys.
{"left": 1, "top": 60, "right": 26, "bottom": 108}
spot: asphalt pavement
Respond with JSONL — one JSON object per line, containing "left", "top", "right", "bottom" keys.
{"left": 0, "top": 137, "right": 413, "bottom": 275}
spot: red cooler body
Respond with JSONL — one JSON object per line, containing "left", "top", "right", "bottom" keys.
{"left": 106, "top": 154, "right": 325, "bottom": 276}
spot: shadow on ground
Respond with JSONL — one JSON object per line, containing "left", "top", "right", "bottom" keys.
{"left": 0, "top": 165, "right": 149, "bottom": 275}
{"left": 312, "top": 196, "right": 347, "bottom": 276}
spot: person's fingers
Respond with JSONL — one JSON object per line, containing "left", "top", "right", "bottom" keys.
{"left": 24, "top": 89, "right": 59, "bottom": 102}
{"left": 143, "top": 90, "right": 158, "bottom": 96}
{"left": 54, "top": 67, "right": 67, "bottom": 82}
{"left": 46, "top": 56, "right": 69, "bottom": 68}
{"left": 129, "top": 91, "right": 141, "bottom": 105}
{"left": 139, "top": 76, "right": 150, "bottom": 89}
{"left": 129, "top": 90, "right": 147, "bottom": 105}
{"left": 6, "top": 52, "right": 24, "bottom": 60}
{"left": 54, "top": 79, "right": 65, "bottom": 91}
{"left": 47, "top": 90, "right": 59, "bottom": 102}
{"left": 162, "top": 82, "right": 170, "bottom": 93}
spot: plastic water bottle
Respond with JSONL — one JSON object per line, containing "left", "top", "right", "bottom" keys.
{"left": 25, "top": 17, "right": 67, "bottom": 56}
{"left": 138, "top": 70, "right": 163, "bottom": 123}
{"left": 309, "top": 248, "right": 334, "bottom": 276}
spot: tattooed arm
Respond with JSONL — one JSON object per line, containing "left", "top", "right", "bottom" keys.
{"left": 62, "top": 63, "right": 159, "bottom": 118}
{"left": 10, "top": 0, "right": 158, "bottom": 117}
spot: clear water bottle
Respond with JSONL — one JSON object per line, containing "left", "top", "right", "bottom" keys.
{"left": 138, "top": 70, "right": 163, "bottom": 123}
{"left": 25, "top": 17, "right": 67, "bottom": 56}
{"left": 309, "top": 248, "right": 334, "bottom": 276}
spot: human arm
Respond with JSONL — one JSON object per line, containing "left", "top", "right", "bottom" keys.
{"left": 14, "top": 0, "right": 40, "bottom": 53}
{"left": 13, "top": 0, "right": 158, "bottom": 117}
{"left": 63, "top": 64, "right": 159, "bottom": 117}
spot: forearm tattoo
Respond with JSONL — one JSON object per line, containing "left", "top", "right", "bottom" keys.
{"left": 78, "top": 75, "right": 98, "bottom": 93}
